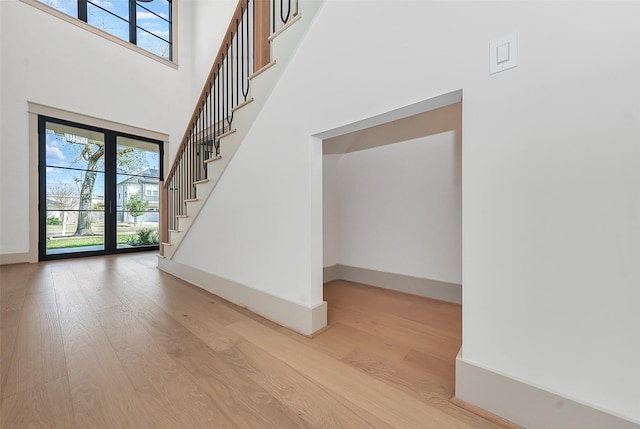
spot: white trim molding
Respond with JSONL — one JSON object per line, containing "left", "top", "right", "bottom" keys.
{"left": 0, "top": 253, "right": 32, "bottom": 265}
{"left": 158, "top": 257, "right": 328, "bottom": 336}
{"left": 28, "top": 102, "right": 171, "bottom": 141}
{"left": 324, "top": 264, "right": 462, "bottom": 305}
{"left": 313, "top": 89, "right": 462, "bottom": 141}
{"left": 24, "top": 102, "right": 170, "bottom": 264}
{"left": 455, "top": 351, "right": 640, "bottom": 429}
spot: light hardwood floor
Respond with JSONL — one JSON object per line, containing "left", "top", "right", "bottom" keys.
{"left": 1, "top": 252, "right": 506, "bottom": 428}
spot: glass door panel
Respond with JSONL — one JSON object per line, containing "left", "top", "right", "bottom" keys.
{"left": 116, "top": 136, "right": 161, "bottom": 249}
{"left": 43, "top": 121, "right": 106, "bottom": 256}
{"left": 40, "top": 116, "right": 162, "bottom": 260}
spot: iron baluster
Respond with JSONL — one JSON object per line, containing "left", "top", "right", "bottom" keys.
{"left": 162, "top": 0, "right": 300, "bottom": 249}
{"left": 281, "top": 0, "right": 291, "bottom": 24}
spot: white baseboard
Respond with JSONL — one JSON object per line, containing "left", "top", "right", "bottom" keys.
{"left": 323, "top": 264, "right": 341, "bottom": 283}
{"left": 323, "top": 264, "right": 462, "bottom": 304}
{"left": 456, "top": 351, "right": 640, "bottom": 429}
{"left": 0, "top": 252, "right": 32, "bottom": 265}
{"left": 158, "top": 257, "right": 327, "bottom": 336}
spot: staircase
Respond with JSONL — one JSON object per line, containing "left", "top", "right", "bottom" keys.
{"left": 159, "top": 0, "right": 322, "bottom": 260}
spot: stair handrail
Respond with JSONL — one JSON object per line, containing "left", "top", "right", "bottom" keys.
{"left": 160, "top": 0, "right": 298, "bottom": 254}
{"left": 166, "top": 0, "right": 258, "bottom": 183}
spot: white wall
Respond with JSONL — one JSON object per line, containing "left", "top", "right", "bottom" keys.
{"left": 187, "top": 0, "right": 237, "bottom": 107}
{"left": 323, "top": 123, "right": 462, "bottom": 284}
{"left": 174, "top": 0, "right": 640, "bottom": 423}
{"left": 323, "top": 154, "right": 340, "bottom": 268}
{"left": 0, "top": 0, "right": 234, "bottom": 255}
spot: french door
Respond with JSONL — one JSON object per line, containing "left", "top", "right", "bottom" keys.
{"left": 39, "top": 116, "right": 163, "bottom": 260}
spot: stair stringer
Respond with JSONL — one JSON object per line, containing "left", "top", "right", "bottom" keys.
{"left": 161, "top": 0, "right": 324, "bottom": 260}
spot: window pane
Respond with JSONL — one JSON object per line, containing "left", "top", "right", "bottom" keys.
{"left": 45, "top": 122, "right": 105, "bottom": 172}
{"left": 37, "top": 0, "right": 78, "bottom": 18}
{"left": 46, "top": 175, "right": 81, "bottom": 211}
{"left": 45, "top": 171, "right": 105, "bottom": 209}
{"left": 44, "top": 120, "right": 106, "bottom": 256}
{"left": 137, "top": 0, "right": 170, "bottom": 22}
{"left": 88, "top": 0, "right": 129, "bottom": 21}
{"left": 87, "top": 2, "right": 129, "bottom": 41}
{"left": 116, "top": 136, "right": 160, "bottom": 249}
{"left": 117, "top": 219, "right": 159, "bottom": 248}
{"left": 46, "top": 210, "right": 105, "bottom": 254}
{"left": 45, "top": 170, "right": 105, "bottom": 254}
{"left": 136, "top": 6, "right": 170, "bottom": 42}
{"left": 136, "top": 28, "right": 170, "bottom": 59}
{"left": 38, "top": 0, "right": 173, "bottom": 61}
{"left": 116, "top": 137, "right": 160, "bottom": 176}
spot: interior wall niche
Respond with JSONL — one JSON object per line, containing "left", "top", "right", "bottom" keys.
{"left": 321, "top": 97, "right": 462, "bottom": 300}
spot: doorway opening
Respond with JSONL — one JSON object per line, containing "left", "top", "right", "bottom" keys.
{"left": 39, "top": 115, "right": 163, "bottom": 260}
{"left": 315, "top": 90, "right": 463, "bottom": 407}
{"left": 320, "top": 94, "right": 462, "bottom": 304}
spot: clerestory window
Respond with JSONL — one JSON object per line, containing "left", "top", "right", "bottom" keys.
{"left": 36, "top": 0, "right": 172, "bottom": 61}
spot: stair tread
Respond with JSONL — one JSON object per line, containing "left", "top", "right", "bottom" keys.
{"left": 232, "top": 98, "right": 255, "bottom": 113}
{"left": 218, "top": 129, "right": 237, "bottom": 139}
{"left": 249, "top": 60, "right": 276, "bottom": 80}
{"left": 268, "top": 13, "right": 303, "bottom": 41}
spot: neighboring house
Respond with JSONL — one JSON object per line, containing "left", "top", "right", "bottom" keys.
{"left": 45, "top": 195, "right": 105, "bottom": 234}
{"left": 1, "top": 1, "right": 639, "bottom": 428}
{"left": 116, "top": 168, "right": 160, "bottom": 224}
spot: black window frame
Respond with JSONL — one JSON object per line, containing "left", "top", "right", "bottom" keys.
{"left": 38, "top": 115, "right": 165, "bottom": 261}
{"left": 39, "top": 0, "right": 173, "bottom": 61}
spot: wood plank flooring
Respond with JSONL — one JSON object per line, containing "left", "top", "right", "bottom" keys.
{"left": 0, "top": 252, "right": 506, "bottom": 428}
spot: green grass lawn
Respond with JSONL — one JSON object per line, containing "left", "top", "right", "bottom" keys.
{"left": 46, "top": 222, "right": 159, "bottom": 250}
{"left": 46, "top": 234, "right": 132, "bottom": 249}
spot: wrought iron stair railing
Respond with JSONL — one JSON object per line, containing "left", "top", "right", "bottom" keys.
{"left": 161, "top": 0, "right": 298, "bottom": 253}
